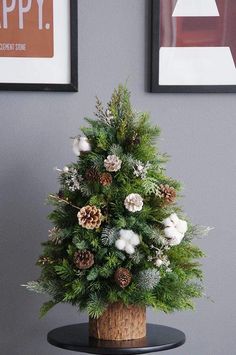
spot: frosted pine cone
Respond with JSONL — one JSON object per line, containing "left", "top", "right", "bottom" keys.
{"left": 159, "top": 184, "right": 176, "bottom": 204}
{"left": 77, "top": 205, "right": 102, "bottom": 229}
{"left": 114, "top": 268, "right": 132, "bottom": 288}
{"left": 74, "top": 250, "right": 94, "bottom": 269}
{"left": 99, "top": 172, "right": 112, "bottom": 186}
{"left": 124, "top": 193, "right": 143, "bottom": 212}
{"left": 104, "top": 155, "right": 122, "bottom": 172}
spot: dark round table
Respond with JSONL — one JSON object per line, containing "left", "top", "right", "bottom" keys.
{"left": 47, "top": 323, "right": 186, "bottom": 354}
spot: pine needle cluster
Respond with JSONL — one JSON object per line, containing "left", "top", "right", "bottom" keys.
{"left": 25, "top": 85, "right": 209, "bottom": 319}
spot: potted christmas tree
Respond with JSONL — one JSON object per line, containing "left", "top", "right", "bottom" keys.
{"left": 25, "top": 85, "right": 209, "bottom": 341}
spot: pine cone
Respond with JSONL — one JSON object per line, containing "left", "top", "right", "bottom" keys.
{"left": 114, "top": 268, "right": 132, "bottom": 288}
{"left": 104, "top": 155, "right": 122, "bottom": 172}
{"left": 159, "top": 184, "right": 176, "bottom": 204}
{"left": 124, "top": 193, "right": 143, "bottom": 212}
{"left": 85, "top": 167, "right": 100, "bottom": 182}
{"left": 58, "top": 189, "right": 64, "bottom": 198}
{"left": 74, "top": 250, "right": 94, "bottom": 269}
{"left": 99, "top": 172, "right": 112, "bottom": 186}
{"left": 77, "top": 205, "right": 102, "bottom": 229}
{"left": 131, "top": 133, "right": 141, "bottom": 145}
{"left": 126, "top": 133, "right": 141, "bottom": 147}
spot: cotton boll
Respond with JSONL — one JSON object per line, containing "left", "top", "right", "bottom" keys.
{"left": 78, "top": 137, "right": 91, "bottom": 152}
{"left": 169, "top": 233, "right": 184, "bottom": 246}
{"left": 117, "top": 230, "right": 141, "bottom": 255}
{"left": 125, "top": 244, "right": 135, "bottom": 255}
{"left": 119, "top": 229, "right": 132, "bottom": 241}
{"left": 170, "top": 213, "right": 179, "bottom": 226}
{"left": 73, "top": 137, "right": 91, "bottom": 156}
{"left": 63, "top": 166, "right": 69, "bottom": 173}
{"left": 163, "top": 217, "right": 173, "bottom": 227}
{"left": 176, "top": 220, "right": 188, "bottom": 234}
{"left": 115, "top": 239, "right": 126, "bottom": 251}
{"left": 130, "top": 233, "right": 140, "bottom": 246}
{"left": 73, "top": 138, "right": 81, "bottom": 156}
{"left": 118, "top": 229, "right": 126, "bottom": 238}
{"left": 164, "top": 226, "right": 178, "bottom": 239}
{"left": 164, "top": 227, "right": 183, "bottom": 246}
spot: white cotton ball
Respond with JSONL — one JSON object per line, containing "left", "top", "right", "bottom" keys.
{"left": 73, "top": 138, "right": 81, "bottom": 156}
{"left": 169, "top": 233, "right": 184, "bottom": 246}
{"left": 130, "top": 233, "right": 140, "bottom": 246}
{"left": 164, "top": 226, "right": 179, "bottom": 239}
{"left": 125, "top": 243, "right": 135, "bottom": 255}
{"left": 170, "top": 213, "right": 179, "bottom": 226}
{"left": 73, "top": 137, "right": 91, "bottom": 156}
{"left": 115, "top": 239, "right": 126, "bottom": 251}
{"left": 78, "top": 137, "right": 91, "bottom": 152}
{"left": 119, "top": 229, "right": 132, "bottom": 242}
{"left": 163, "top": 217, "right": 173, "bottom": 227}
{"left": 63, "top": 166, "right": 69, "bottom": 173}
{"left": 119, "top": 229, "right": 126, "bottom": 238}
{"left": 176, "top": 220, "right": 188, "bottom": 234}
{"left": 164, "top": 227, "right": 184, "bottom": 246}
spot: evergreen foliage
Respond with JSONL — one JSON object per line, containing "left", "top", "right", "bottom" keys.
{"left": 25, "top": 85, "right": 209, "bottom": 318}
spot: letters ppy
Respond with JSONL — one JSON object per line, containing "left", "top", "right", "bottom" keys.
{"left": 0, "top": 0, "right": 48, "bottom": 30}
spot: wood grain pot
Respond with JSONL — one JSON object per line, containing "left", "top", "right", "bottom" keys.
{"left": 89, "top": 302, "right": 146, "bottom": 340}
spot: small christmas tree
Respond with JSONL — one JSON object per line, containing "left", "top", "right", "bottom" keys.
{"left": 25, "top": 85, "right": 209, "bottom": 340}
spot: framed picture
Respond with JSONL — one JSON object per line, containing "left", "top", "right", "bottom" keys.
{"left": 0, "top": 0, "right": 78, "bottom": 92}
{"left": 151, "top": 0, "right": 236, "bottom": 93}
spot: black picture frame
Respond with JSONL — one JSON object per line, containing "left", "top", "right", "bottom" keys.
{"left": 151, "top": 0, "right": 236, "bottom": 93}
{"left": 0, "top": 0, "right": 78, "bottom": 92}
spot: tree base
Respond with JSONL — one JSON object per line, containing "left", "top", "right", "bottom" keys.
{"left": 89, "top": 302, "right": 146, "bottom": 340}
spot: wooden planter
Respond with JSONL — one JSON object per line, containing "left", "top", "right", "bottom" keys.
{"left": 89, "top": 302, "right": 146, "bottom": 340}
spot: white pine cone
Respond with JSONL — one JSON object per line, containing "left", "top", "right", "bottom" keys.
{"left": 124, "top": 193, "right": 143, "bottom": 212}
{"left": 104, "top": 155, "right": 122, "bottom": 172}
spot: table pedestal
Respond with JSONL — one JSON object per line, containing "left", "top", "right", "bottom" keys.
{"left": 47, "top": 323, "right": 186, "bottom": 354}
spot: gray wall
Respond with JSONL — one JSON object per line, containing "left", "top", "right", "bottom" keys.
{"left": 0, "top": 1, "right": 235, "bottom": 354}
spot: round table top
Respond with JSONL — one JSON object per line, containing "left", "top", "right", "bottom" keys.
{"left": 47, "top": 323, "right": 186, "bottom": 354}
